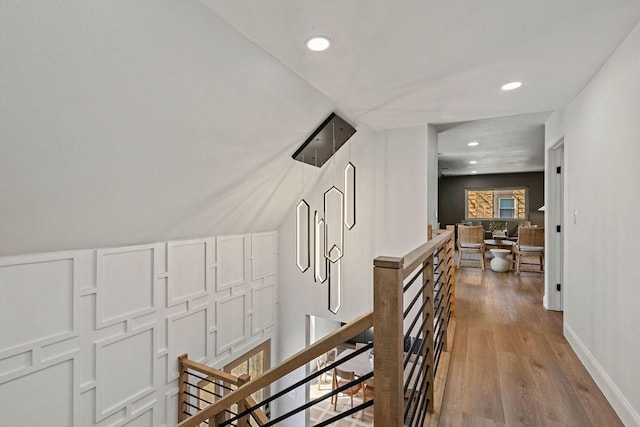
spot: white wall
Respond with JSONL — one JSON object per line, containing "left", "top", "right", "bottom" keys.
{"left": 276, "top": 125, "right": 429, "bottom": 424}
{"left": 547, "top": 21, "right": 640, "bottom": 426}
{"left": 0, "top": 232, "right": 279, "bottom": 426}
{"left": 0, "top": 0, "right": 334, "bottom": 257}
{"left": 374, "top": 126, "right": 430, "bottom": 255}
{"left": 427, "top": 124, "right": 440, "bottom": 228}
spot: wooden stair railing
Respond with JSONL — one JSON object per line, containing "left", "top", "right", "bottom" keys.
{"left": 373, "top": 226, "right": 456, "bottom": 426}
{"left": 178, "top": 312, "right": 374, "bottom": 427}
{"left": 177, "top": 227, "right": 456, "bottom": 427}
{"left": 178, "top": 354, "right": 269, "bottom": 426}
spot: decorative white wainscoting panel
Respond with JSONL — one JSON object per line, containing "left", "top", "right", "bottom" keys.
{"left": 0, "top": 358, "right": 75, "bottom": 426}
{"left": 96, "top": 244, "right": 160, "bottom": 328}
{"left": 216, "top": 234, "right": 249, "bottom": 291}
{"left": 96, "top": 326, "right": 156, "bottom": 421}
{"left": 252, "top": 283, "right": 275, "bottom": 335}
{"left": 0, "top": 253, "right": 79, "bottom": 359}
{"left": 251, "top": 232, "right": 276, "bottom": 280}
{"left": 216, "top": 293, "right": 247, "bottom": 354}
{"left": 167, "top": 307, "right": 208, "bottom": 381}
{"left": 167, "top": 238, "right": 212, "bottom": 306}
{"left": 0, "top": 231, "right": 278, "bottom": 427}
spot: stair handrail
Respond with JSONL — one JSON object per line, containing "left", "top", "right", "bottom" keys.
{"left": 177, "top": 311, "right": 374, "bottom": 427}
{"left": 179, "top": 226, "right": 455, "bottom": 427}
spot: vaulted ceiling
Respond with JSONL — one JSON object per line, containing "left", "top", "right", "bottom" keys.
{"left": 1, "top": 0, "right": 640, "bottom": 255}
{"left": 201, "top": 0, "right": 640, "bottom": 129}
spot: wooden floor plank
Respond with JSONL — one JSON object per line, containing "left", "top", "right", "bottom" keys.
{"left": 438, "top": 267, "right": 622, "bottom": 427}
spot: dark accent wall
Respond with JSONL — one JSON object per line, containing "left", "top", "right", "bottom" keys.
{"left": 438, "top": 172, "right": 544, "bottom": 228}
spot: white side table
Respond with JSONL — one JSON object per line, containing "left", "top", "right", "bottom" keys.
{"left": 489, "top": 249, "right": 511, "bottom": 272}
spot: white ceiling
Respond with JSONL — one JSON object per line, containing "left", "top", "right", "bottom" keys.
{"left": 437, "top": 112, "right": 550, "bottom": 176}
{"left": 2, "top": 0, "right": 640, "bottom": 255}
{"left": 201, "top": 0, "right": 640, "bottom": 130}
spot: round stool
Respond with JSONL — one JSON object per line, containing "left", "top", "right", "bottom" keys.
{"left": 489, "top": 249, "right": 511, "bottom": 272}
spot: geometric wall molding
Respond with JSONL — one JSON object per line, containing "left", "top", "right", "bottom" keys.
{"left": 216, "top": 235, "right": 249, "bottom": 291}
{"left": 96, "top": 244, "right": 159, "bottom": 328}
{"left": 165, "top": 390, "right": 179, "bottom": 427}
{"left": 95, "top": 326, "right": 156, "bottom": 421}
{"left": 251, "top": 232, "right": 276, "bottom": 280}
{"left": 167, "top": 308, "right": 208, "bottom": 381}
{"left": 110, "top": 401, "right": 155, "bottom": 427}
{"left": 0, "top": 358, "right": 75, "bottom": 426}
{"left": 215, "top": 293, "right": 246, "bottom": 355}
{"left": 167, "top": 238, "right": 212, "bottom": 306}
{"left": 251, "top": 284, "right": 275, "bottom": 335}
{"left": 0, "top": 230, "right": 278, "bottom": 427}
{"left": 0, "top": 350, "right": 32, "bottom": 381}
{"left": 0, "top": 252, "right": 79, "bottom": 358}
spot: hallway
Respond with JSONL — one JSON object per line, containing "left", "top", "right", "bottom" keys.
{"left": 439, "top": 268, "right": 622, "bottom": 426}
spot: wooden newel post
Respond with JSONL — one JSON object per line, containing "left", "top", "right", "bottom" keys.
{"left": 178, "top": 354, "right": 189, "bottom": 422}
{"left": 373, "top": 256, "right": 405, "bottom": 427}
{"left": 236, "top": 374, "right": 251, "bottom": 427}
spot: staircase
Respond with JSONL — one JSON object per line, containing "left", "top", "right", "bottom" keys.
{"left": 176, "top": 226, "right": 456, "bottom": 427}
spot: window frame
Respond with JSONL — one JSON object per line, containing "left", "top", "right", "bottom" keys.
{"left": 464, "top": 187, "right": 529, "bottom": 221}
{"left": 497, "top": 197, "right": 516, "bottom": 218}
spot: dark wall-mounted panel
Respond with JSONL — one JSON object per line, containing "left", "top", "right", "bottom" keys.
{"left": 292, "top": 113, "right": 356, "bottom": 168}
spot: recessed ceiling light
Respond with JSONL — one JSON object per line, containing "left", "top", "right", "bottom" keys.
{"left": 469, "top": 160, "right": 478, "bottom": 164}
{"left": 501, "top": 81, "right": 522, "bottom": 91}
{"left": 468, "top": 141, "right": 479, "bottom": 147}
{"left": 306, "top": 36, "right": 331, "bottom": 51}
{"left": 471, "top": 171, "right": 478, "bottom": 174}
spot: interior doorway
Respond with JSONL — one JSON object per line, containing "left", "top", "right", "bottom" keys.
{"left": 546, "top": 139, "right": 564, "bottom": 311}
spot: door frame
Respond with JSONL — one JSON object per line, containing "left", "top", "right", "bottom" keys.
{"left": 544, "top": 138, "right": 564, "bottom": 311}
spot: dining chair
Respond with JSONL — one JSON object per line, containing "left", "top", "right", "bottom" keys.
{"left": 513, "top": 226, "right": 545, "bottom": 274}
{"left": 456, "top": 224, "right": 485, "bottom": 270}
{"left": 355, "top": 342, "right": 367, "bottom": 350}
{"left": 332, "top": 368, "right": 363, "bottom": 416}
{"left": 316, "top": 348, "right": 337, "bottom": 390}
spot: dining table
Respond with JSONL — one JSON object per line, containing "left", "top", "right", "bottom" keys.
{"left": 334, "top": 348, "right": 373, "bottom": 377}
{"left": 334, "top": 348, "right": 423, "bottom": 390}
{"left": 484, "top": 238, "right": 516, "bottom": 250}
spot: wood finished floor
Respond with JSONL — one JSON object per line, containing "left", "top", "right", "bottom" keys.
{"left": 438, "top": 267, "right": 622, "bottom": 427}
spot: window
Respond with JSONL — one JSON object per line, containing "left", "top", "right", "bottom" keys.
{"left": 466, "top": 188, "right": 527, "bottom": 220}
{"left": 225, "top": 340, "right": 271, "bottom": 405}
{"left": 498, "top": 197, "right": 516, "bottom": 218}
{"left": 196, "top": 341, "right": 271, "bottom": 424}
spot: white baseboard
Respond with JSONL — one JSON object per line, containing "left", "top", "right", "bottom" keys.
{"left": 564, "top": 323, "right": 640, "bottom": 426}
